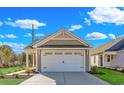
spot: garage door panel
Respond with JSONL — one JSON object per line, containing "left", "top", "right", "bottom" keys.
{"left": 43, "top": 67, "right": 84, "bottom": 72}
{"left": 42, "top": 50, "right": 85, "bottom": 72}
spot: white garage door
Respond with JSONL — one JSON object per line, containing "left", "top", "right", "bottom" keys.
{"left": 42, "top": 50, "right": 85, "bottom": 72}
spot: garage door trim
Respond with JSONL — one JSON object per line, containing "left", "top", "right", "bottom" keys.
{"left": 41, "top": 49, "right": 86, "bottom": 72}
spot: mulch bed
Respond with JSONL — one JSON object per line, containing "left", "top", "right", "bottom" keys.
{"left": 0, "top": 75, "right": 33, "bottom": 79}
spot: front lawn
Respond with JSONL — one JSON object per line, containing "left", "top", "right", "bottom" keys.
{"left": 0, "top": 78, "right": 26, "bottom": 85}
{"left": 0, "top": 66, "right": 25, "bottom": 74}
{"left": 93, "top": 67, "right": 124, "bottom": 85}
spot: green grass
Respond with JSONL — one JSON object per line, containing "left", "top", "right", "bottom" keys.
{"left": 93, "top": 67, "right": 124, "bottom": 85}
{"left": 0, "top": 66, "right": 25, "bottom": 74}
{"left": 0, "top": 78, "right": 26, "bottom": 85}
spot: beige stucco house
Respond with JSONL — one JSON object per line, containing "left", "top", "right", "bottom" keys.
{"left": 24, "top": 29, "right": 92, "bottom": 72}
{"left": 91, "top": 36, "right": 124, "bottom": 68}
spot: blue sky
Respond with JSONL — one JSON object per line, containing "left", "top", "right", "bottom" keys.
{"left": 0, "top": 7, "right": 124, "bottom": 53}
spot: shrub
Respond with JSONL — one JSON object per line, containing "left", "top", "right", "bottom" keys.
{"left": 13, "top": 74, "right": 20, "bottom": 78}
{"left": 0, "top": 71, "right": 4, "bottom": 78}
{"left": 91, "top": 66, "right": 98, "bottom": 74}
{"left": 25, "top": 69, "right": 31, "bottom": 76}
{"left": 31, "top": 69, "right": 35, "bottom": 73}
{"left": 14, "top": 69, "right": 18, "bottom": 72}
{"left": 8, "top": 71, "right": 12, "bottom": 73}
{"left": 120, "top": 68, "right": 124, "bottom": 73}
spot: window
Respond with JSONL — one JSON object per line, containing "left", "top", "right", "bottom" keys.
{"left": 44, "top": 52, "right": 52, "bottom": 56}
{"left": 107, "top": 55, "right": 111, "bottom": 62}
{"left": 74, "top": 52, "right": 82, "bottom": 55}
{"left": 55, "top": 52, "right": 62, "bottom": 55}
{"left": 64, "top": 52, "right": 72, "bottom": 55}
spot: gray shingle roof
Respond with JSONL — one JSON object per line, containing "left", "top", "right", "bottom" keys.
{"left": 92, "top": 36, "right": 124, "bottom": 55}
{"left": 106, "top": 38, "right": 124, "bottom": 51}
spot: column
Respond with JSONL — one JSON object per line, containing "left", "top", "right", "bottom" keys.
{"left": 35, "top": 49, "right": 38, "bottom": 72}
{"left": 83, "top": 50, "right": 86, "bottom": 72}
{"left": 89, "top": 49, "right": 91, "bottom": 71}
{"left": 32, "top": 54, "right": 35, "bottom": 67}
{"left": 26, "top": 52, "right": 29, "bottom": 68}
{"left": 102, "top": 53, "right": 105, "bottom": 67}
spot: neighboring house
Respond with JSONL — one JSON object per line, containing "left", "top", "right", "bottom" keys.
{"left": 91, "top": 36, "right": 124, "bottom": 68}
{"left": 24, "top": 29, "right": 92, "bottom": 72}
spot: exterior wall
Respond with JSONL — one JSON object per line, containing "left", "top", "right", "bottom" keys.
{"left": 36, "top": 49, "right": 41, "bottom": 72}
{"left": 85, "top": 50, "right": 90, "bottom": 72}
{"left": 91, "top": 52, "right": 124, "bottom": 68}
{"left": 44, "top": 40, "right": 83, "bottom": 45}
{"left": 114, "top": 51, "right": 124, "bottom": 67}
{"left": 103, "top": 54, "right": 116, "bottom": 67}
{"left": 91, "top": 55, "right": 100, "bottom": 67}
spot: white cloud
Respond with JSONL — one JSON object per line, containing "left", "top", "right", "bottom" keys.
{"left": 86, "top": 32, "right": 108, "bottom": 40}
{"left": 0, "top": 34, "right": 17, "bottom": 39}
{"left": 24, "top": 33, "right": 32, "bottom": 37}
{"left": 88, "top": 7, "right": 124, "bottom": 25}
{"left": 7, "top": 18, "right": 12, "bottom": 21}
{"left": 84, "top": 18, "right": 91, "bottom": 25}
{"left": 6, "top": 34, "right": 17, "bottom": 38}
{"left": 68, "top": 24, "right": 83, "bottom": 31}
{"left": 108, "top": 34, "right": 116, "bottom": 39}
{"left": 0, "top": 34, "right": 5, "bottom": 38}
{"left": 35, "top": 33, "right": 45, "bottom": 37}
{"left": 6, "top": 19, "right": 46, "bottom": 29}
{"left": 0, "top": 21, "right": 3, "bottom": 26}
{"left": 24, "top": 33, "right": 45, "bottom": 37}
{"left": 0, "top": 42, "right": 25, "bottom": 53}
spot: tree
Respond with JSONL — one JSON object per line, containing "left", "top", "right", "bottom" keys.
{"left": 0, "top": 45, "right": 14, "bottom": 65}
{"left": 0, "top": 50, "right": 5, "bottom": 63}
{"left": 17, "top": 52, "right": 26, "bottom": 65}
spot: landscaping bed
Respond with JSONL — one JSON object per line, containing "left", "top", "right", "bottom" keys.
{"left": 0, "top": 66, "right": 25, "bottom": 74}
{"left": 0, "top": 74, "right": 32, "bottom": 78}
{"left": 91, "top": 67, "right": 124, "bottom": 85}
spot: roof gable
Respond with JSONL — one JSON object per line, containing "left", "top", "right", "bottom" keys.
{"left": 92, "top": 36, "right": 124, "bottom": 55}
{"left": 33, "top": 29, "right": 91, "bottom": 48}
{"left": 106, "top": 38, "right": 124, "bottom": 51}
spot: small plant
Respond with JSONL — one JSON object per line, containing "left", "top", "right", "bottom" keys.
{"left": 30, "top": 69, "right": 35, "bottom": 73}
{"left": 8, "top": 71, "right": 12, "bottom": 73}
{"left": 14, "top": 70, "right": 17, "bottom": 72}
{"left": 120, "top": 68, "right": 124, "bottom": 73}
{"left": 13, "top": 74, "right": 20, "bottom": 78}
{"left": 0, "top": 71, "right": 4, "bottom": 78}
{"left": 91, "top": 66, "right": 98, "bottom": 74}
{"left": 25, "top": 69, "right": 31, "bottom": 76}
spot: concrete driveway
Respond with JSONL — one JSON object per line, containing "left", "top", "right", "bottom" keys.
{"left": 20, "top": 72, "right": 109, "bottom": 85}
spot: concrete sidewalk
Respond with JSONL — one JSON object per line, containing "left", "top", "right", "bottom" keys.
{"left": 20, "top": 74, "right": 56, "bottom": 85}
{"left": 20, "top": 72, "right": 109, "bottom": 85}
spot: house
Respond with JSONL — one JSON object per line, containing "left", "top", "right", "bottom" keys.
{"left": 91, "top": 36, "right": 124, "bottom": 68}
{"left": 24, "top": 29, "right": 92, "bottom": 72}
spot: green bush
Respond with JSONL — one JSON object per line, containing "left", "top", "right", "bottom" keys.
{"left": 14, "top": 69, "right": 17, "bottom": 72}
{"left": 0, "top": 71, "right": 4, "bottom": 78}
{"left": 25, "top": 69, "right": 31, "bottom": 76}
{"left": 8, "top": 71, "right": 12, "bottom": 73}
{"left": 91, "top": 66, "right": 98, "bottom": 74}
{"left": 13, "top": 74, "right": 20, "bottom": 78}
